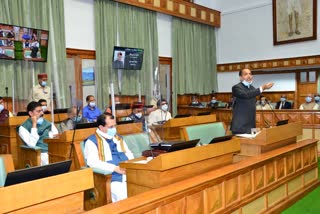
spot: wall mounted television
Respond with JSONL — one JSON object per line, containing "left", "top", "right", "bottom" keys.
{"left": 0, "top": 23, "right": 49, "bottom": 62}
{"left": 112, "top": 46, "right": 144, "bottom": 70}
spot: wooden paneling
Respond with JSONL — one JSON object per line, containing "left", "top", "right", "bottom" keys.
{"left": 88, "top": 140, "right": 319, "bottom": 214}
{"left": 66, "top": 48, "right": 96, "bottom": 59}
{"left": 217, "top": 55, "right": 320, "bottom": 72}
{"left": 116, "top": 0, "right": 220, "bottom": 27}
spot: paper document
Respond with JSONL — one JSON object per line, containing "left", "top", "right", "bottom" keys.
{"left": 133, "top": 157, "right": 153, "bottom": 164}
{"left": 236, "top": 131, "right": 261, "bottom": 139}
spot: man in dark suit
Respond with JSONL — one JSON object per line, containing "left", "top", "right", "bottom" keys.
{"left": 231, "top": 68, "right": 274, "bottom": 134}
{"left": 275, "top": 94, "right": 292, "bottom": 109}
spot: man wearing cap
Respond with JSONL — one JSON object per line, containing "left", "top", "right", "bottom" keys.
{"left": 31, "top": 73, "right": 51, "bottom": 108}
{"left": 126, "top": 103, "right": 146, "bottom": 131}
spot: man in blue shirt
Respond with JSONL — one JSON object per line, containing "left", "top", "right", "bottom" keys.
{"left": 82, "top": 95, "right": 102, "bottom": 122}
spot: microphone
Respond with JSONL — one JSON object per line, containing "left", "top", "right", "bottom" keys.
{"left": 69, "top": 85, "right": 72, "bottom": 106}
{"left": 5, "top": 87, "right": 8, "bottom": 109}
{"left": 69, "top": 100, "right": 83, "bottom": 159}
{"left": 265, "top": 99, "right": 281, "bottom": 122}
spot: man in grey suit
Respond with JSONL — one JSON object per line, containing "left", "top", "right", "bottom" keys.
{"left": 231, "top": 68, "right": 274, "bottom": 134}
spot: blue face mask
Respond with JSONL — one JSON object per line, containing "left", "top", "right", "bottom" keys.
{"left": 41, "top": 81, "right": 47, "bottom": 87}
{"left": 37, "top": 117, "right": 44, "bottom": 125}
{"left": 280, "top": 97, "right": 286, "bottom": 102}
{"left": 211, "top": 100, "right": 216, "bottom": 104}
{"left": 242, "top": 80, "right": 252, "bottom": 87}
{"left": 107, "top": 127, "right": 117, "bottom": 137}
{"left": 0, "top": 104, "right": 4, "bottom": 112}
{"left": 305, "top": 96, "right": 312, "bottom": 103}
{"left": 315, "top": 96, "right": 320, "bottom": 101}
{"left": 73, "top": 115, "right": 82, "bottom": 122}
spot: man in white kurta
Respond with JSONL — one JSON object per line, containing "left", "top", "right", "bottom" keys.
{"left": 147, "top": 99, "right": 172, "bottom": 126}
{"left": 84, "top": 113, "right": 134, "bottom": 202}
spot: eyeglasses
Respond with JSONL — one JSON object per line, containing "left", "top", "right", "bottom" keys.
{"left": 34, "top": 109, "right": 43, "bottom": 113}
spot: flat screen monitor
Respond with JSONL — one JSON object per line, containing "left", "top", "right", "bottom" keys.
{"left": 209, "top": 135, "right": 233, "bottom": 144}
{"left": 117, "top": 120, "right": 134, "bottom": 125}
{"left": 276, "top": 119, "right": 289, "bottom": 126}
{"left": 115, "top": 103, "right": 131, "bottom": 110}
{"left": 174, "top": 114, "right": 191, "bottom": 118}
{"left": 112, "top": 46, "right": 144, "bottom": 70}
{"left": 150, "top": 139, "right": 200, "bottom": 152}
{"left": 197, "top": 112, "right": 211, "bottom": 116}
{"left": 53, "top": 108, "right": 68, "bottom": 114}
{"left": 0, "top": 23, "right": 49, "bottom": 62}
{"left": 75, "top": 122, "right": 97, "bottom": 129}
{"left": 4, "top": 160, "right": 71, "bottom": 187}
{"left": 17, "top": 111, "right": 29, "bottom": 116}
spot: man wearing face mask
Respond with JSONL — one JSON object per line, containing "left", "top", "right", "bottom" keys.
{"left": 231, "top": 68, "right": 274, "bottom": 134}
{"left": 275, "top": 94, "right": 292, "bottom": 109}
{"left": 125, "top": 103, "right": 146, "bottom": 131}
{"left": 0, "top": 96, "right": 13, "bottom": 122}
{"left": 18, "top": 101, "right": 59, "bottom": 165}
{"left": 57, "top": 106, "right": 88, "bottom": 132}
{"left": 208, "top": 96, "right": 219, "bottom": 108}
{"left": 83, "top": 95, "right": 102, "bottom": 122}
{"left": 84, "top": 113, "right": 134, "bottom": 202}
{"left": 314, "top": 94, "right": 320, "bottom": 105}
{"left": 31, "top": 73, "right": 51, "bottom": 109}
{"left": 299, "top": 94, "right": 319, "bottom": 110}
{"left": 256, "top": 96, "right": 273, "bottom": 110}
{"left": 38, "top": 99, "right": 51, "bottom": 114}
{"left": 147, "top": 99, "right": 172, "bottom": 126}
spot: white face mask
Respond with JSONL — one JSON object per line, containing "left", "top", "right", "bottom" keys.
{"left": 89, "top": 102, "right": 96, "bottom": 107}
{"left": 161, "top": 104, "right": 168, "bottom": 112}
{"left": 135, "top": 112, "right": 142, "bottom": 118}
{"left": 41, "top": 106, "right": 47, "bottom": 112}
{"left": 242, "top": 80, "right": 252, "bottom": 87}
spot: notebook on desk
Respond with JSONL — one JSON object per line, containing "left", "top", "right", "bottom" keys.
{"left": 4, "top": 160, "right": 72, "bottom": 187}
{"left": 150, "top": 139, "right": 200, "bottom": 152}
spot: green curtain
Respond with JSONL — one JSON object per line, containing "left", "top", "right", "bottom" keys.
{"left": 94, "top": 0, "right": 158, "bottom": 109}
{"left": 0, "top": 0, "right": 68, "bottom": 111}
{"left": 172, "top": 17, "right": 217, "bottom": 116}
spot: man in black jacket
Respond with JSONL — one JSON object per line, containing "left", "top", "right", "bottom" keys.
{"left": 275, "top": 95, "right": 292, "bottom": 109}
{"left": 231, "top": 69, "right": 273, "bottom": 134}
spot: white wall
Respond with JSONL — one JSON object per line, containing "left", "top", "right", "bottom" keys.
{"left": 217, "top": 72, "right": 296, "bottom": 92}
{"left": 216, "top": 0, "right": 320, "bottom": 64}
{"left": 64, "top": 0, "right": 95, "bottom": 50}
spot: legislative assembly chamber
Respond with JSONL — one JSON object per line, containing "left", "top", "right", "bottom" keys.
{"left": 0, "top": 0, "right": 320, "bottom": 213}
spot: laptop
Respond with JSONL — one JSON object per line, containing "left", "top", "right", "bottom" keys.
{"left": 276, "top": 119, "right": 289, "bottom": 126}
{"left": 150, "top": 139, "right": 200, "bottom": 152}
{"left": 174, "top": 114, "right": 191, "bottom": 118}
{"left": 4, "top": 160, "right": 72, "bottom": 187}
{"left": 117, "top": 120, "right": 135, "bottom": 125}
{"left": 209, "top": 135, "right": 233, "bottom": 144}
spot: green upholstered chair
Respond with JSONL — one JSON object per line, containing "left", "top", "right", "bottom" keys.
{"left": 181, "top": 122, "right": 226, "bottom": 145}
{"left": 0, "top": 157, "right": 6, "bottom": 187}
{"left": 122, "top": 133, "right": 151, "bottom": 158}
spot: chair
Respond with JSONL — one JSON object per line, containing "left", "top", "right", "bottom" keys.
{"left": 122, "top": 133, "right": 151, "bottom": 158}
{"left": 0, "top": 154, "right": 15, "bottom": 187}
{"left": 180, "top": 122, "right": 227, "bottom": 145}
{"left": 15, "top": 127, "right": 41, "bottom": 169}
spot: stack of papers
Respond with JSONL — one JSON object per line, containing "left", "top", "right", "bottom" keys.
{"left": 236, "top": 131, "right": 261, "bottom": 139}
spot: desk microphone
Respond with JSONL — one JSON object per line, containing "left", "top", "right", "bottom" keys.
{"left": 266, "top": 99, "right": 281, "bottom": 122}
{"left": 5, "top": 87, "right": 8, "bottom": 109}
{"left": 69, "top": 100, "right": 83, "bottom": 159}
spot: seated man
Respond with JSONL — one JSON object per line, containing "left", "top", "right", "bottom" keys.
{"left": 299, "top": 94, "right": 319, "bottom": 110}
{"left": 125, "top": 103, "right": 146, "bottom": 131}
{"left": 0, "top": 96, "right": 13, "bottom": 122}
{"left": 57, "top": 106, "right": 88, "bottom": 132}
{"left": 38, "top": 99, "right": 51, "bottom": 114}
{"left": 275, "top": 94, "right": 292, "bottom": 109}
{"left": 208, "top": 96, "right": 219, "bottom": 108}
{"left": 83, "top": 95, "right": 102, "bottom": 122}
{"left": 147, "top": 99, "right": 172, "bottom": 126}
{"left": 84, "top": 113, "right": 134, "bottom": 202}
{"left": 314, "top": 94, "right": 320, "bottom": 105}
{"left": 105, "top": 96, "right": 121, "bottom": 114}
{"left": 256, "top": 96, "right": 273, "bottom": 110}
{"left": 18, "top": 101, "right": 58, "bottom": 165}
{"left": 189, "top": 95, "right": 203, "bottom": 107}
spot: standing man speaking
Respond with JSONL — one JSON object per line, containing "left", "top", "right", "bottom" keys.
{"left": 231, "top": 68, "right": 274, "bottom": 134}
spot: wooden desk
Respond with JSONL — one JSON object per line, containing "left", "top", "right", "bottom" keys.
{"left": 45, "top": 122, "right": 143, "bottom": 170}
{"left": 0, "top": 114, "right": 68, "bottom": 168}
{"left": 0, "top": 168, "right": 94, "bottom": 213}
{"left": 153, "top": 114, "right": 216, "bottom": 141}
{"left": 236, "top": 122, "right": 303, "bottom": 161}
{"left": 120, "top": 138, "right": 240, "bottom": 196}
{"left": 88, "top": 139, "right": 319, "bottom": 214}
